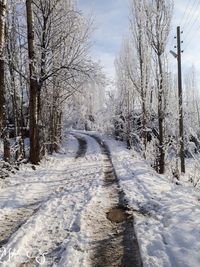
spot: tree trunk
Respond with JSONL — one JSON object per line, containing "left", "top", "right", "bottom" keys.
{"left": 137, "top": 7, "right": 148, "bottom": 158}
{"left": 0, "top": 0, "right": 7, "bottom": 133}
{"left": 158, "top": 55, "right": 165, "bottom": 174}
{"left": 127, "top": 90, "right": 131, "bottom": 149}
{"left": 0, "top": 0, "right": 11, "bottom": 162}
{"left": 26, "top": 0, "right": 40, "bottom": 164}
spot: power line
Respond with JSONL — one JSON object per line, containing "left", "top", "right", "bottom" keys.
{"left": 183, "top": 0, "right": 200, "bottom": 38}
{"left": 171, "top": 0, "right": 200, "bottom": 52}
{"left": 182, "top": 0, "right": 200, "bottom": 28}
{"left": 169, "top": 0, "right": 196, "bottom": 51}
{"left": 179, "top": 0, "right": 193, "bottom": 26}
{"left": 182, "top": 1, "right": 200, "bottom": 50}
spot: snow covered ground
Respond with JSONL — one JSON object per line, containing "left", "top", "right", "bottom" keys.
{"left": 105, "top": 137, "right": 200, "bottom": 267}
{"left": 0, "top": 133, "right": 104, "bottom": 266}
{"left": 0, "top": 131, "right": 199, "bottom": 266}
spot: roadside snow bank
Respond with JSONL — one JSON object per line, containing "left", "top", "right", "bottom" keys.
{"left": 106, "top": 138, "right": 200, "bottom": 267}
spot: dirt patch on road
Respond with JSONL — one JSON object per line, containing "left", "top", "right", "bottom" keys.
{"left": 107, "top": 207, "right": 129, "bottom": 223}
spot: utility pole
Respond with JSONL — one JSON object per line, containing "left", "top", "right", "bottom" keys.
{"left": 177, "top": 26, "right": 185, "bottom": 173}
{"left": 170, "top": 26, "right": 185, "bottom": 174}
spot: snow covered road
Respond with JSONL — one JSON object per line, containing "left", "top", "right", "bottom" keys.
{"left": 0, "top": 132, "right": 200, "bottom": 267}
{"left": 76, "top": 134, "right": 142, "bottom": 267}
{"left": 0, "top": 133, "right": 142, "bottom": 267}
{"left": 0, "top": 134, "right": 104, "bottom": 266}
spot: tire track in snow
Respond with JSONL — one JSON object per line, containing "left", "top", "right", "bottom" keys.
{"left": 0, "top": 134, "right": 103, "bottom": 266}
{"left": 80, "top": 134, "right": 143, "bottom": 267}
{"left": 0, "top": 204, "right": 41, "bottom": 248}
{"left": 71, "top": 134, "right": 87, "bottom": 158}
{"left": 0, "top": 134, "right": 86, "bottom": 251}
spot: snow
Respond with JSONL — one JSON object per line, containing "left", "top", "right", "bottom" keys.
{"left": 0, "top": 132, "right": 200, "bottom": 266}
{"left": 0, "top": 133, "right": 103, "bottom": 266}
{"left": 106, "top": 137, "right": 200, "bottom": 267}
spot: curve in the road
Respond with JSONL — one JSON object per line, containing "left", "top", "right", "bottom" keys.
{"left": 71, "top": 134, "right": 88, "bottom": 158}
{"left": 0, "top": 133, "right": 143, "bottom": 267}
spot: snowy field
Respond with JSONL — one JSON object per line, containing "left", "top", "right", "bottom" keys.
{"left": 0, "top": 132, "right": 199, "bottom": 266}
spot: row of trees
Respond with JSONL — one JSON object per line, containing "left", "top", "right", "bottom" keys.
{"left": 0, "top": 0, "right": 104, "bottom": 164}
{"left": 114, "top": 0, "right": 200, "bottom": 178}
{"left": 1, "top": 0, "right": 199, "bottom": 179}
{"left": 115, "top": 0, "right": 173, "bottom": 174}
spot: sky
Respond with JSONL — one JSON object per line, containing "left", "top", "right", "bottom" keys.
{"left": 78, "top": 0, "right": 200, "bottom": 85}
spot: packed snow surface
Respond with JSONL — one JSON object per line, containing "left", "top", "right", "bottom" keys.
{"left": 0, "top": 131, "right": 199, "bottom": 267}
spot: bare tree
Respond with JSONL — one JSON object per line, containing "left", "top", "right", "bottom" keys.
{"left": 26, "top": 0, "right": 40, "bottom": 164}
{"left": 31, "top": 0, "right": 94, "bottom": 154}
{"left": 6, "top": 0, "right": 26, "bottom": 160}
{"left": 0, "top": 0, "right": 108, "bottom": 164}
{"left": 129, "top": 0, "right": 152, "bottom": 156}
{"left": 115, "top": 38, "right": 136, "bottom": 147}
{"left": 144, "top": 0, "right": 173, "bottom": 173}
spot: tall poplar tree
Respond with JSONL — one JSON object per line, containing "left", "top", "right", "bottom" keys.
{"left": 144, "top": 0, "right": 173, "bottom": 173}
{"left": 26, "top": 0, "right": 40, "bottom": 164}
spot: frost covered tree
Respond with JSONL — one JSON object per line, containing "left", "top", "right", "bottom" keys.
{"left": 0, "top": 0, "right": 104, "bottom": 164}
{"left": 129, "top": 0, "right": 152, "bottom": 155}
{"left": 115, "top": 38, "right": 136, "bottom": 148}
{"left": 6, "top": 0, "right": 26, "bottom": 160}
{"left": 184, "top": 66, "right": 200, "bottom": 153}
{"left": 114, "top": 0, "right": 173, "bottom": 173}
{"left": 64, "top": 62, "right": 107, "bottom": 131}
{"left": 144, "top": 0, "right": 173, "bottom": 173}
{"left": 24, "top": 0, "right": 97, "bottom": 159}
{"left": 31, "top": 0, "right": 95, "bottom": 154}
